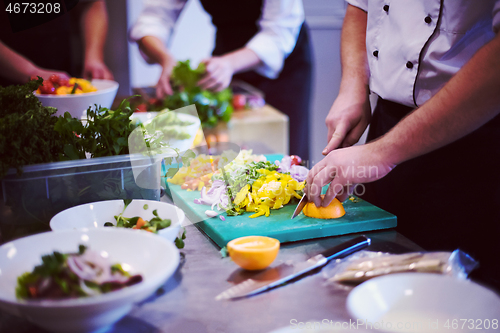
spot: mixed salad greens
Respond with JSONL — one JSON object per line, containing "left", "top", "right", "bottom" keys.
{"left": 131, "top": 60, "right": 233, "bottom": 129}
{"left": 16, "top": 245, "right": 142, "bottom": 300}
{"left": 183, "top": 151, "right": 309, "bottom": 218}
{"left": 104, "top": 199, "right": 187, "bottom": 249}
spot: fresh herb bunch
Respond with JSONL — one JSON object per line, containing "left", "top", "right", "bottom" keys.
{"left": 162, "top": 60, "right": 234, "bottom": 128}
{"left": 0, "top": 78, "right": 143, "bottom": 177}
{"left": 0, "top": 77, "right": 66, "bottom": 177}
{"left": 54, "top": 98, "right": 137, "bottom": 160}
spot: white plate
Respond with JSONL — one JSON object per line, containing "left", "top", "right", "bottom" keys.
{"left": 50, "top": 199, "right": 184, "bottom": 242}
{"left": 347, "top": 273, "right": 500, "bottom": 332}
{"left": 0, "top": 228, "right": 179, "bottom": 333}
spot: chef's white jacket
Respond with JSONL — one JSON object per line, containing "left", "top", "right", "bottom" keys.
{"left": 348, "top": 0, "right": 500, "bottom": 107}
{"left": 129, "top": 0, "right": 305, "bottom": 79}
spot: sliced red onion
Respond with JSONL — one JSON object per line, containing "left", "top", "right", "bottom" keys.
{"left": 67, "top": 249, "right": 129, "bottom": 285}
{"left": 219, "top": 215, "right": 226, "bottom": 221}
{"left": 290, "top": 165, "right": 309, "bottom": 182}
{"left": 205, "top": 210, "right": 218, "bottom": 218}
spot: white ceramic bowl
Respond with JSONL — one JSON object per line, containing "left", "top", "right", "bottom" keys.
{"left": 347, "top": 273, "right": 500, "bottom": 332}
{"left": 50, "top": 199, "right": 184, "bottom": 242}
{"left": 0, "top": 228, "right": 179, "bottom": 333}
{"left": 35, "top": 79, "right": 119, "bottom": 118}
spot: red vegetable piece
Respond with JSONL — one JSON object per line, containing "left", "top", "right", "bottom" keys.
{"left": 39, "top": 81, "right": 56, "bottom": 94}
{"left": 58, "top": 77, "right": 70, "bottom": 87}
{"left": 49, "top": 74, "right": 60, "bottom": 85}
{"left": 290, "top": 155, "right": 302, "bottom": 166}
{"left": 232, "top": 94, "right": 246, "bottom": 110}
{"left": 135, "top": 103, "right": 147, "bottom": 112}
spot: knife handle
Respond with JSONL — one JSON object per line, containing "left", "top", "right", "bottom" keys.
{"left": 320, "top": 235, "right": 371, "bottom": 262}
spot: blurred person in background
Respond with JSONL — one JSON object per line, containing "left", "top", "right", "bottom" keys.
{"left": 129, "top": 0, "right": 312, "bottom": 162}
{"left": 307, "top": 1, "right": 500, "bottom": 291}
{"left": 0, "top": 0, "right": 113, "bottom": 86}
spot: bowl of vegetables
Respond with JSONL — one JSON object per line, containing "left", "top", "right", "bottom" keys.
{"left": 34, "top": 77, "right": 119, "bottom": 119}
{"left": 0, "top": 228, "right": 179, "bottom": 333}
{"left": 50, "top": 199, "right": 185, "bottom": 246}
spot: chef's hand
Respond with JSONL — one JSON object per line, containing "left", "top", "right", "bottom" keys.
{"left": 155, "top": 60, "right": 176, "bottom": 99}
{"left": 31, "top": 68, "right": 70, "bottom": 82}
{"left": 306, "top": 142, "right": 395, "bottom": 207}
{"left": 198, "top": 56, "right": 234, "bottom": 92}
{"left": 83, "top": 58, "right": 114, "bottom": 80}
{"left": 323, "top": 92, "right": 371, "bottom": 155}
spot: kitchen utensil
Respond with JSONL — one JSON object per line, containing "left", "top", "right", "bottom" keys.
{"left": 291, "top": 194, "right": 309, "bottom": 219}
{"left": 215, "top": 235, "right": 371, "bottom": 300}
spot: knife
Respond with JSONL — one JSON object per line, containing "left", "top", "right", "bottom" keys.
{"left": 215, "top": 235, "right": 371, "bottom": 300}
{"left": 291, "top": 194, "right": 308, "bottom": 219}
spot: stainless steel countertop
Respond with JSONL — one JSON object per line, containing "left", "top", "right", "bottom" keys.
{"left": 0, "top": 221, "right": 421, "bottom": 333}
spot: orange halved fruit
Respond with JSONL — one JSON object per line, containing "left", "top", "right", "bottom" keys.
{"left": 227, "top": 236, "right": 280, "bottom": 270}
{"left": 303, "top": 195, "right": 345, "bottom": 219}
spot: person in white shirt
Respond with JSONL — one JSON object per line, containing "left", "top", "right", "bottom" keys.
{"left": 129, "top": 0, "right": 312, "bottom": 161}
{"left": 307, "top": 0, "right": 500, "bottom": 291}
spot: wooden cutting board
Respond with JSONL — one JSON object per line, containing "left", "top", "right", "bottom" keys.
{"left": 164, "top": 154, "right": 397, "bottom": 248}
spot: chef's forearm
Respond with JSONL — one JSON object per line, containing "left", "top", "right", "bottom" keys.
{"left": 221, "top": 48, "right": 263, "bottom": 75}
{"left": 80, "top": 1, "right": 108, "bottom": 63}
{"left": 375, "top": 33, "right": 500, "bottom": 166}
{"left": 338, "top": 4, "right": 370, "bottom": 99}
{"left": 137, "top": 36, "right": 176, "bottom": 69}
{"left": 0, "top": 41, "right": 38, "bottom": 82}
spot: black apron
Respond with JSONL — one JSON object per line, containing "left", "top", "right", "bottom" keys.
{"left": 199, "top": 0, "right": 313, "bottom": 161}
{"left": 362, "top": 97, "right": 500, "bottom": 292}
{"left": 0, "top": 7, "right": 74, "bottom": 87}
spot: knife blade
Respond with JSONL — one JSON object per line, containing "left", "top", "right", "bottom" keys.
{"left": 215, "top": 235, "right": 371, "bottom": 300}
{"left": 291, "top": 194, "right": 308, "bottom": 219}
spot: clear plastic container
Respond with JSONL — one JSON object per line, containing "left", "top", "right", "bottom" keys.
{"left": 0, "top": 154, "right": 161, "bottom": 243}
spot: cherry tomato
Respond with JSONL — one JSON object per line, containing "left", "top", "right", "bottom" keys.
{"left": 148, "top": 98, "right": 162, "bottom": 107}
{"left": 39, "top": 81, "right": 56, "bottom": 94}
{"left": 49, "top": 74, "right": 60, "bottom": 85}
{"left": 30, "top": 75, "right": 41, "bottom": 82}
{"left": 232, "top": 94, "right": 247, "bottom": 110}
{"left": 290, "top": 155, "right": 302, "bottom": 166}
{"left": 135, "top": 103, "right": 147, "bottom": 112}
{"left": 58, "top": 77, "right": 70, "bottom": 87}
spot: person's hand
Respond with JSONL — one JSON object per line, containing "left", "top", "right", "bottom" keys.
{"left": 82, "top": 59, "right": 114, "bottom": 80}
{"left": 306, "top": 142, "right": 395, "bottom": 207}
{"left": 31, "top": 68, "right": 70, "bottom": 82}
{"left": 323, "top": 92, "right": 371, "bottom": 155}
{"left": 198, "top": 56, "right": 234, "bottom": 92}
{"left": 155, "top": 61, "right": 175, "bottom": 99}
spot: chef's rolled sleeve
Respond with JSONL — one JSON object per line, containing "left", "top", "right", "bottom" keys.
{"left": 345, "top": 0, "right": 368, "bottom": 12}
{"left": 493, "top": 1, "right": 500, "bottom": 33}
{"left": 245, "top": 0, "right": 304, "bottom": 79}
{"left": 128, "top": 0, "right": 186, "bottom": 63}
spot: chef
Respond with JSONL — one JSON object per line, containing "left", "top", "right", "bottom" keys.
{"left": 0, "top": 0, "right": 113, "bottom": 86}
{"left": 129, "top": 0, "right": 312, "bottom": 162}
{"left": 307, "top": 0, "right": 500, "bottom": 291}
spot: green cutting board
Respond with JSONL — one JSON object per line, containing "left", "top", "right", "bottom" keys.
{"left": 165, "top": 154, "right": 396, "bottom": 248}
